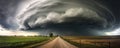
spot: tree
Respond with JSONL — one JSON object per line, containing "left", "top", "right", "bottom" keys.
{"left": 49, "top": 33, "right": 53, "bottom": 37}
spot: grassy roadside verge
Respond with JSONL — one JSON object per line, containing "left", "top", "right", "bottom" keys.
{"left": 24, "top": 37, "right": 56, "bottom": 48}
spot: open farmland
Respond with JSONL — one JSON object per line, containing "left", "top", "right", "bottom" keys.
{"left": 0, "top": 36, "right": 51, "bottom": 48}
{"left": 63, "top": 36, "right": 120, "bottom": 48}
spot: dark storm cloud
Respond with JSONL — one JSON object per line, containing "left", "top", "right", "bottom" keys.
{"left": 0, "top": 0, "right": 23, "bottom": 29}
{"left": 0, "top": 0, "right": 119, "bottom": 35}
{"left": 15, "top": 0, "right": 116, "bottom": 35}
{"left": 33, "top": 8, "right": 107, "bottom": 30}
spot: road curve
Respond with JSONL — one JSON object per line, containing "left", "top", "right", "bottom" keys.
{"left": 36, "top": 37, "right": 78, "bottom": 48}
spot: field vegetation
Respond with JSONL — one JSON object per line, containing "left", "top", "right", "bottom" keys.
{"left": 63, "top": 36, "right": 120, "bottom": 48}
{"left": 0, "top": 36, "right": 51, "bottom": 48}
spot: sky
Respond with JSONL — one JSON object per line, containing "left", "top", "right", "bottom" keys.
{"left": 0, "top": 0, "right": 120, "bottom": 36}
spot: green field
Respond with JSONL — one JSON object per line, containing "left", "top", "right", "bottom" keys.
{"left": 0, "top": 36, "right": 51, "bottom": 48}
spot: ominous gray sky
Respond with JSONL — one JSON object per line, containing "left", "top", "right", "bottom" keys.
{"left": 0, "top": 0, "right": 119, "bottom": 36}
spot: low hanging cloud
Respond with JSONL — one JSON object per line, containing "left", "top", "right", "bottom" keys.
{"left": 17, "top": 8, "right": 107, "bottom": 30}
{"left": 14, "top": 0, "right": 116, "bottom": 35}
{"left": 0, "top": 0, "right": 116, "bottom": 35}
{"left": 34, "top": 8, "right": 106, "bottom": 27}
{"left": 17, "top": 7, "right": 109, "bottom": 35}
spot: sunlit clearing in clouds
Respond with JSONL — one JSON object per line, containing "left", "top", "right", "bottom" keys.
{"left": 0, "top": 30, "right": 40, "bottom": 36}
{"left": 106, "top": 28, "right": 120, "bottom": 35}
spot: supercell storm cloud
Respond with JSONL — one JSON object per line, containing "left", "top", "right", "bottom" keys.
{"left": 0, "top": 0, "right": 119, "bottom": 35}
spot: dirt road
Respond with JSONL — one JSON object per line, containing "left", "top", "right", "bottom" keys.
{"left": 36, "top": 37, "right": 78, "bottom": 48}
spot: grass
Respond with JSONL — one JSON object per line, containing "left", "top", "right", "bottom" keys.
{"left": 0, "top": 36, "right": 51, "bottom": 48}
{"left": 62, "top": 36, "right": 120, "bottom": 48}
{"left": 63, "top": 38, "right": 106, "bottom": 48}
